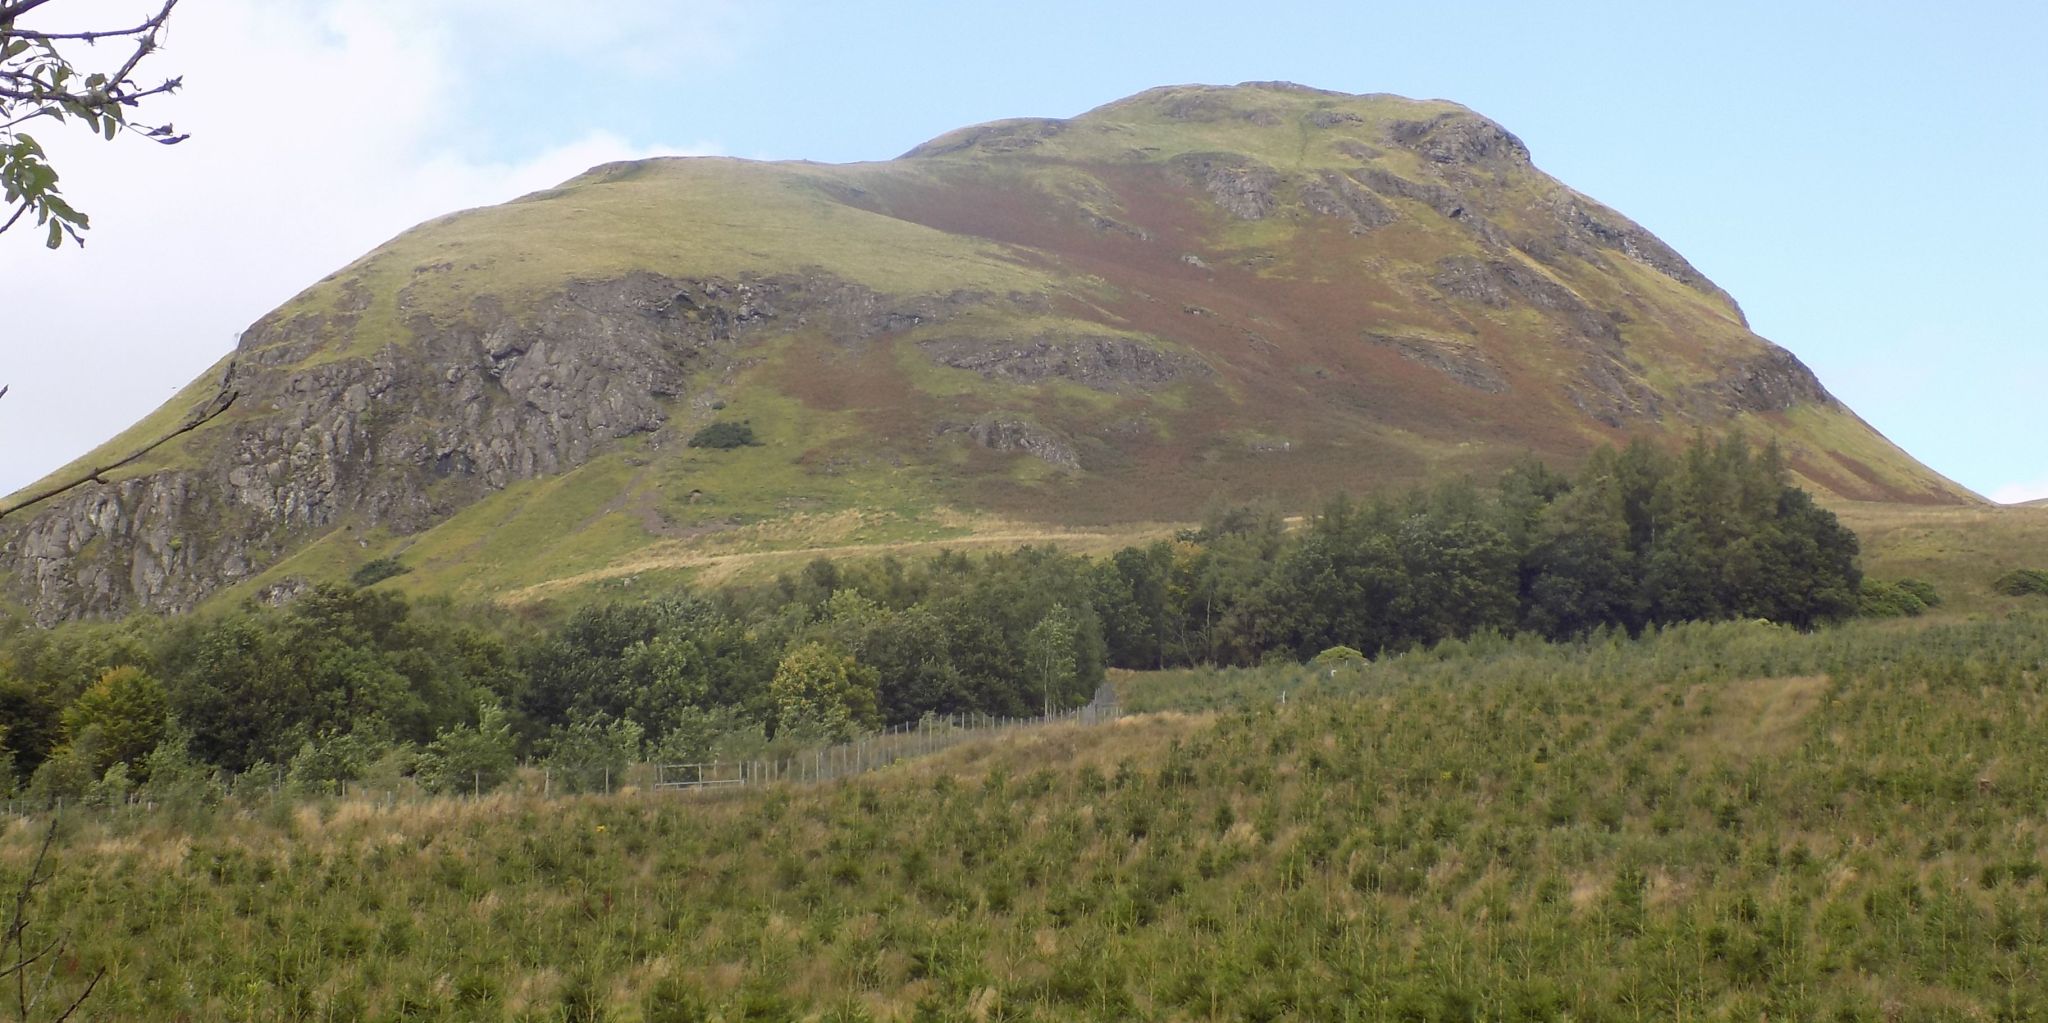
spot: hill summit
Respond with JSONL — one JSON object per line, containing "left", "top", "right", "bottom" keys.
{"left": 2, "top": 82, "right": 1970, "bottom": 621}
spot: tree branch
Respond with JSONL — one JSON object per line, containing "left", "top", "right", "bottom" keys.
{"left": 1, "top": 0, "right": 173, "bottom": 41}
{"left": 0, "top": 385, "right": 237, "bottom": 522}
{"left": 0, "top": 0, "right": 63, "bottom": 22}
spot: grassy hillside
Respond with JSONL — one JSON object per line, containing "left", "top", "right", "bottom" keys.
{"left": 11, "top": 614, "right": 2048, "bottom": 1021}
{"left": 1839, "top": 500, "right": 2048, "bottom": 615}
{"left": 3, "top": 82, "right": 1977, "bottom": 621}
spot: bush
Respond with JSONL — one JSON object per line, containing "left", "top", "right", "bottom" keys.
{"left": 686, "top": 421, "right": 758, "bottom": 450}
{"left": 350, "top": 557, "right": 410, "bottom": 588}
{"left": 1312, "top": 645, "right": 1366, "bottom": 668}
{"left": 1993, "top": 568, "right": 2048, "bottom": 597}
{"left": 1860, "top": 578, "right": 1942, "bottom": 618}
{"left": 1897, "top": 577, "right": 1943, "bottom": 608}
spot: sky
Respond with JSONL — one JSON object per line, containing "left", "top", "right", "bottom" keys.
{"left": 2, "top": 0, "right": 2043, "bottom": 503}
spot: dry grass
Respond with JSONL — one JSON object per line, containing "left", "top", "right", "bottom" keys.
{"left": 1682, "top": 674, "right": 1829, "bottom": 763}
{"left": 497, "top": 510, "right": 1178, "bottom": 604}
{"left": 1835, "top": 500, "right": 2048, "bottom": 613}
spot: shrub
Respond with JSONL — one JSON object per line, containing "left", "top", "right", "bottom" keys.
{"left": 1312, "top": 645, "right": 1366, "bottom": 668}
{"left": 1898, "top": 577, "right": 1943, "bottom": 608}
{"left": 1993, "top": 568, "right": 2048, "bottom": 597}
{"left": 1860, "top": 579, "right": 1940, "bottom": 618}
{"left": 687, "top": 421, "right": 758, "bottom": 449}
{"left": 350, "top": 557, "right": 410, "bottom": 588}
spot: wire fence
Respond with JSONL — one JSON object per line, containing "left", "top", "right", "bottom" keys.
{"left": 6, "top": 685, "right": 1123, "bottom": 820}
{"left": 654, "top": 685, "right": 1121, "bottom": 790}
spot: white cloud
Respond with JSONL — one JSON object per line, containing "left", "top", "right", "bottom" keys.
{"left": 0, "top": 0, "right": 733, "bottom": 496}
{"left": 1990, "top": 478, "right": 2048, "bottom": 506}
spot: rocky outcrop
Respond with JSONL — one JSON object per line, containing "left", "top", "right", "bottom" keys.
{"left": 1170, "top": 153, "right": 1283, "bottom": 220}
{"left": 0, "top": 271, "right": 975, "bottom": 623}
{"left": 1522, "top": 191, "right": 1745, "bottom": 321}
{"left": 941, "top": 416, "right": 1079, "bottom": 469}
{"left": 1388, "top": 113, "right": 1531, "bottom": 167}
{"left": 1432, "top": 256, "right": 1621, "bottom": 343}
{"left": 1368, "top": 334, "right": 1509, "bottom": 393}
{"left": 1568, "top": 360, "right": 1667, "bottom": 428}
{"left": 1299, "top": 171, "right": 1396, "bottom": 234}
{"left": 1686, "top": 347, "right": 1835, "bottom": 415}
{"left": 919, "top": 334, "right": 1207, "bottom": 391}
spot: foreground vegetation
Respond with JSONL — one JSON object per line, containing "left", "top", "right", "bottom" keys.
{"left": 5, "top": 613, "right": 2046, "bottom": 1020}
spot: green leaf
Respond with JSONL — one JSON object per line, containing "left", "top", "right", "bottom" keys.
{"left": 46, "top": 220, "right": 63, "bottom": 248}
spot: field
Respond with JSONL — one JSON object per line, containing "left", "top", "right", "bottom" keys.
{"left": 9, "top": 610, "right": 2048, "bottom": 1021}
{"left": 1837, "top": 500, "right": 2048, "bottom": 615}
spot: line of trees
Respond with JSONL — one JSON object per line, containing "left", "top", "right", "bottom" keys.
{"left": 1093, "top": 435, "right": 1864, "bottom": 668}
{"left": 0, "top": 436, "right": 1870, "bottom": 803}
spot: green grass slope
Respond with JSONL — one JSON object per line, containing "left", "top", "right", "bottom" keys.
{"left": 7, "top": 82, "right": 1978, "bottom": 614}
{"left": 13, "top": 614, "right": 2048, "bottom": 1020}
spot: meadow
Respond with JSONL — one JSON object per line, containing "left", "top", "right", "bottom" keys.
{"left": 6, "top": 610, "right": 2047, "bottom": 1021}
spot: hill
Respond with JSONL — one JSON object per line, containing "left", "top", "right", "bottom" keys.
{"left": 15, "top": 615, "right": 2048, "bottom": 1020}
{"left": 0, "top": 82, "right": 1972, "bottom": 622}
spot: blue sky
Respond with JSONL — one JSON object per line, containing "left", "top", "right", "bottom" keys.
{"left": 3, "top": 0, "right": 2042, "bottom": 500}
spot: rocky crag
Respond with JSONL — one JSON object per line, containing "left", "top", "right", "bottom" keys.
{"left": 2, "top": 82, "right": 1972, "bottom": 622}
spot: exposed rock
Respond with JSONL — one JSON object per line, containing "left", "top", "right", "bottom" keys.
{"left": 1369, "top": 334, "right": 1509, "bottom": 393}
{"left": 941, "top": 416, "right": 1079, "bottom": 469}
{"left": 1568, "top": 358, "right": 1667, "bottom": 428}
{"left": 1308, "top": 109, "right": 1364, "bottom": 128}
{"left": 1431, "top": 256, "right": 1621, "bottom": 343}
{"left": 1353, "top": 168, "right": 1510, "bottom": 246}
{"left": 1686, "top": 347, "right": 1835, "bottom": 415}
{"left": 1299, "top": 171, "right": 1396, "bottom": 233}
{"left": 1, "top": 271, "right": 974, "bottom": 623}
{"left": 256, "top": 578, "right": 311, "bottom": 607}
{"left": 1530, "top": 191, "right": 1745, "bottom": 321}
{"left": 919, "top": 334, "right": 1209, "bottom": 391}
{"left": 1333, "top": 140, "right": 1385, "bottom": 162}
{"left": 1085, "top": 213, "right": 1151, "bottom": 240}
{"left": 1170, "top": 152, "right": 1282, "bottom": 220}
{"left": 1388, "top": 112, "right": 1531, "bottom": 167}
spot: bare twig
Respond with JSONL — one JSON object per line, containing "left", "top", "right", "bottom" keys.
{"left": 0, "top": 385, "right": 237, "bottom": 522}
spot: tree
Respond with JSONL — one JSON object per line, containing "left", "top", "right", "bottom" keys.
{"left": 59, "top": 664, "right": 164, "bottom": 772}
{"left": 2, "top": 0, "right": 186, "bottom": 248}
{"left": 767, "top": 642, "right": 877, "bottom": 740}
{"left": 1024, "top": 603, "right": 1078, "bottom": 716}
{"left": 416, "top": 702, "right": 518, "bottom": 795}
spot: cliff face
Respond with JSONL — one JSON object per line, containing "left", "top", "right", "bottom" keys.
{"left": 1, "top": 82, "right": 1972, "bottom": 622}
